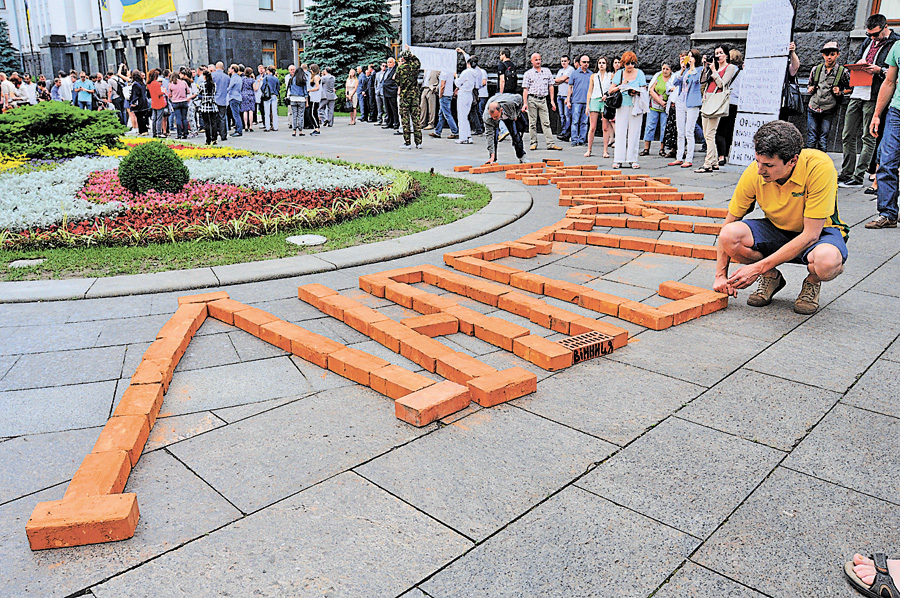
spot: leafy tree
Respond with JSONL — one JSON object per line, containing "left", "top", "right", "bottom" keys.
{"left": 303, "top": 0, "right": 394, "bottom": 77}
{"left": 0, "top": 19, "right": 19, "bottom": 73}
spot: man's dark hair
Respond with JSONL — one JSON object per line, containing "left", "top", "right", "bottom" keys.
{"left": 57, "top": 70, "right": 65, "bottom": 78}
{"left": 468, "top": 56, "right": 479, "bottom": 69}
{"left": 754, "top": 120, "right": 802, "bottom": 163}
{"left": 561, "top": 54, "right": 569, "bottom": 61}
{"left": 867, "top": 13, "right": 887, "bottom": 30}
{"left": 501, "top": 48, "right": 511, "bottom": 59}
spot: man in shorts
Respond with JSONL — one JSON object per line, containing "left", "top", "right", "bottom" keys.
{"left": 713, "top": 120, "right": 849, "bottom": 315}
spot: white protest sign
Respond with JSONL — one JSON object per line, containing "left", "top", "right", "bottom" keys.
{"left": 737, "top": 56, "right": 788, "bottom": 114}
{"left": 408, "top": 45, "right": 463, "bottom": 75}
{"left": 729, "top": 112, "right": 779, "bottom": 166}
{"left": 744, "top": 0, "right": 793, "bottom": 59}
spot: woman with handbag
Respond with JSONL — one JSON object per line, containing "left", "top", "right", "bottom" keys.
{"left": 669, "top": 50, "right": 703, "bottom": 168}
{"left": 641, "top": 62, "right": 672, "bottom": 157}
{"left": 696, "top": 45, "right": 738, "bottom": 173}
{"left": 147, "top": 69, "right": 167, "bottom": 138}
{"left": 609, "top": 51, "right": 647, "bottom": 169}
{"left": 585, "top": 56, "right": 613, "bottom": 158}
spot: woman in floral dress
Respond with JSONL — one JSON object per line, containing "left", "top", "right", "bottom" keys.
{"left": 240, "top": 67, "right": 256, "bottom": 132}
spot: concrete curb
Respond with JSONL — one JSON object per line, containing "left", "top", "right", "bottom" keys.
{"left": 0, "top": 174, "right": 532, "bottom": 303}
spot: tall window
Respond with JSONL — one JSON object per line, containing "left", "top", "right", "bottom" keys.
{"left": 136, "top": 46, "right": 148, "bottom": 73}
{"left": 259, "top": 0, "right": 273, "bottom": 9}
{"left": 0, "top": 1, "right": 6, "bottom": 9}
{"left": 710, "top": 0, "right": 762, "bottom": 29}
{"left": 64, "top": 53, "right": 75, "bottom": 72}
{"left": 587, "top": 0, "right": 633, "bottom": 32}
{"left": 159, "top": 44, "right": 171, "bottom": 71}
{"left": 262, "top": 40, "right": 277, "bottom": 67}
{"left": 115, "top": 47, "right": 126, "bottom": 68}
{"left": 488, "top": 0, "right": 524, "bottom": 36}
{"left": 80, "top": 52, "right": 90, "bottom": 73}
{"left": 873, "top": 0, "right": 900, "bottom": 24}
{"left": 97, "top": 50, "right": 105, "bottom": 73}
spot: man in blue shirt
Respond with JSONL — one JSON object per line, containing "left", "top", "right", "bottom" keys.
{"left": 227, "top": 63, "right": 243, "bottom": 136}
{"left": 262, "top": 66, "right": 281, "bottom": 131}
{"left": 212, "top": 62, "right": 230, "bottom": 141}
{"left": 567, "top": 56, "right": 592, "bottom": 146}
{"left": 73, "top": 72, "right": 95, "bottom": 110}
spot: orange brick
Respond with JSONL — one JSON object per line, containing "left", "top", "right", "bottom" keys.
{"left": 570, "top": 218, "right": 594, "bottom": 231}
{"left": 691, "top": 291, "right": 729, "bottom": 314}
{"left": 315, "top": 294, "right": 362, "bottom": 320}
{"left": 626, "top": 217, "right": 661, "bottom": 230}
{"left": 384, "top": 283, "right": 428, "bottom": 309}
{"left": 382, "top": 267, "right": 424, "bottom": 284}
{"left": 503, "top": 242, "right": 539, "bottom": 258}
{"left": 678, "top": 205, "right": 708, "bottom": 217}
{"left": 555, "top": 230, "right": 589, "bottom": 244}
{"left": 474, "top": 317, "right": 531, "bottom": 351}
{"left": 142, "top": 336, "right": 186, "bottom": 365}
{"left": 233, "top": 307, "right": 279, "bottom": 337}
{"left": 156, "top": 303, "right": 206, "bottom": 339}
{"left": 509, "top": 271, "right": 546, "bottom": 294}
{"left": 479, "top": 243, "right": 511, "bottom": 261}
{"left": 498, "top": 292, "right": 544, "bottom": 318}
{"left": 478, "top": 261, "right": 522, "bottom": 285}
{"left": 297, "top": 283, "right": 338, "bottom": 307}
{"left": 465, "top": 280, "right": 508, "bottom": 307}
{"left": 443, "top": 249, "right": 484, "bottom": 268}
{"left": 342, "top": 306, "right": 390, "bottom": 336}
{"left": 522, "top": 239, "right": 554, "bottom": 254}
{"left": 26, "top": 493, "right": 140, "bottom": 550}
{"left": 595, "top": 215, "right": 629, "bottom": 228}
{"left": 327, "top": 347, "right": 391, "bottom": 386}
{"left": 435, "top": 352, "right": 498, "bottom": 384}
{"left": 543, "top": 279, "right": 583, "bottom": 302}
{"left": 131, "top": 358, "right": 172, "bottom": 390}
{"left": 370, "top": 365, "right": 435, "bottom": 399}
{"left": 618, "top": 235, "right": 658, "bottom": 252}
{"left": 659, "top": 219, "right": 694, "bottom": 233}
{"left": 92, "top": 415, "right": 151, "bottom": 467}
{"left": 655, "top": 240, "right": 695, "bottom": 257}
{"left": 113, "top": 383, "right": 164, "bottom": 427}
{"left": 207, "top": 298, "right": 250, "bottom": 325}
{"left": 290, "top": 330, "right": 345, "bottom": 368}
{"left": 453, "top": 165, "right": 472, "bottom": 172}
{"left": 395, "top": 381, "right": 471, "bottom": 427}
{"left": 401, "top": 312, "right": 459, "bottom": 336}
{"left": 586, "top": 232, "right": 621, "bottom": 248}
{"left": 258, "top": 319, "right": 302, "bottom": 352}
{"left": 512, "top": 335, "right": 574, "bottom": 371}
{"left": 692, "top": 246, "right": 718, "bottom": 260}
{"left": 706, "top": 207, "right": 729, "bottom": 218}
{"left": 467, "top": 367, "right": 537, "bottom": 407}
{"left": 617, "top": 301, "right": 674, "bottom": 330}
{"left": 568, "top": 318, "right": 629, "bottom": 349}
{"left": 399, "top": 335, "right": 455, "bottom": 372}
{"left": 370, "top": 319, "right": 419, "bottom": 352}
{"left": 657, "top": 299, "right": 704, "bottom": 325}
{"left": 412, "top": 293, "right": 458, "bottom": 315}
{"left": 529, "top": 304, "right": 581, "bottom": 334}
{"left": 358, "top": 274, "right": 391, "bottom": 297}
{"left": 443, "top": 305, "right": 490, "bottom": 335}
{"left": 178, "top": 291, "right": 229, "bottom": 305}
{"left": 578, "top": 290, "right": 627, "bottom": 316}
{"left": 657, "top": 280, "right": 710, "bottom": 300}
{"left": 693, "top": 222, "right": 722, "bottom": 235}
{"left": 64, "top": 451, "right": 131, "bottom": 500}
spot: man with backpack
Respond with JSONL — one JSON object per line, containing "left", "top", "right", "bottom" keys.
{"left": 806, "top": 42, "right": 851, "bottom": 152}
{"left": 260, "top": 66, "right": 281, "bottom": 132}
{"left": 498, "top": 48, "right": 517, "bottom": 95}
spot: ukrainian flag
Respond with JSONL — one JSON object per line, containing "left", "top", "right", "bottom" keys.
{"left": 120, "top": 0, "right": 176, "bottom": 22}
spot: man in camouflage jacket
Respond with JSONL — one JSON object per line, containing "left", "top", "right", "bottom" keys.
{"left": 397, "top": 49, "right": 423, "bottom": 148}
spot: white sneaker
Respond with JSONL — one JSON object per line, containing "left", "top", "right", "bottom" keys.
{"left": 399, "top": 144, "right": 412, "bottom": 150}
{"left": 455, "top": 138, "right": 473, "bottom": 144}
{"left": 415, "top": 144, "right": 422, "bottom": 149}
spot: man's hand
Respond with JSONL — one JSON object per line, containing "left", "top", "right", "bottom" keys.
{"left": 713, "top": 274, "right": 737, "bottom": 297}
{"left": 551, "top": 102, "right": 556, "bottom": 111}
{"left": 726, "top": 263, "right": 767, "bottom": 290}
{"left": 807, "top": 85, "right": 815, "bottom": 94}
{"left": 871, "top": 112, "right": 881, "bottom": 138}
{"left": 865, "top": 63, "right": 882, "bottom": 75}
{"left": 487, "top": 153, "right": 496, "bottom": 164}
{"left": 832, "top": 86, "right": 840, "bottom": 95}
{"left": 788, "top": 41, "right": 796, "bottom": 53}
{"left": 521, "top": 104, "right": 527, "bottom": 112}
{"left": 565, "top": 98, "right": 571, "bottom": 109}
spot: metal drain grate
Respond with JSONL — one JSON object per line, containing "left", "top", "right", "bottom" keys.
{"left": 557, "top": 331, "right": 615, "bottom": 363}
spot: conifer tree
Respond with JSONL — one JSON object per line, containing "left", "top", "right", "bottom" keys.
{"left": 303, "top": 0, "right": 394, "bottom": 76}
{"left": 0, "top": 19, "right": 19, "bottom": 73}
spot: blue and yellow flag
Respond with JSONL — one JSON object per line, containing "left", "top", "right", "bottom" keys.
{"left": 119, "top": 0, "right": 176, "bottom": 22}
{"left": 101, "top": 0, "right": 109, "bottom": 11}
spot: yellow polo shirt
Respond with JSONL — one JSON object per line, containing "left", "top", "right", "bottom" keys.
{"left": 729, "top": 149, "right": 849, "bottom": 239}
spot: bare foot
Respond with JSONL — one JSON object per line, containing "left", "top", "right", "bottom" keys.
{"left": 852, "top": 553, "right": 900, "bottom": 587}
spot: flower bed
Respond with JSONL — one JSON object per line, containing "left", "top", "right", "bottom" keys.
{"left": 1, "top": 141, "right": 416, "bottom": 249}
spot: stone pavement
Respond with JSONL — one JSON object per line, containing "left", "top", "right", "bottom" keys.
{"left": 2, "top": 116, "right": 899, "bottom": 597}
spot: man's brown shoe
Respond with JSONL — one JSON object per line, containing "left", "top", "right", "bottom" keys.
{"left": 794, "top": 278, "right": 821, "bottom": 315}
{"left": 530, "top": 142, "right": 538, "bottom": 150}
{"left": 747, "top": 270, "right": 786, "bottom": 307}
{"left": 865, "top": 215, "right": 898, "bottom": 229}
{"left": 547, "top": 144, "right": 562, "bottom": 150}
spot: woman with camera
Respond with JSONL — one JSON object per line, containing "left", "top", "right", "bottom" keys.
{"left": 608, "top": 51, "right": 647, "bottom": 169}
{"left": 584, "top": 56, "right": 613, "bottom": 158}
{"left": 696, "top": 45, "right": 738, "bottom": 173}
{"left": 669, "top": 49, "right": 703, "bottom": 168}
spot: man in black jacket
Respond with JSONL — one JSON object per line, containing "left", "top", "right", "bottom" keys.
{"left": 839, "top": 13, "right": 900, "bottom": 188}
{"left": 382, "top": 57, "right": 399, "bottom": 130}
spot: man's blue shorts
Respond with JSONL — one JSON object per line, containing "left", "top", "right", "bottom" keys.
{"left": 743, "top": 218, "right": 848, "bottom": 265}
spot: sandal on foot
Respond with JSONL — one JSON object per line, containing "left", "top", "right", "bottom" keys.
{"left": 631, "top": 163, "right": 640, "bottom": 169}
{"left": 611, "top": 163, "right": 621, "bottom": 169}
{"left": 681, "top": 162, "right": 693, "bottom": 168}
{"left": 668, "top": 160, "right": 683, "bottom": 166}
{"left": 603, "top": 153, "right": 610, "bottom": 158}
{"left": 694, "top": 166, "right": 714, "bottom": 173}
{"left": 844, "top": 553, "right": 900, "bottom": 598}
{"left": 584, "top": 150, "right": 592, "bottom": 157}
{"left": 638, "top": 149, "right": 650, "bottom": 156}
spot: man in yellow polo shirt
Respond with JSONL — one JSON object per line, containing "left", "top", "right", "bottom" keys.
{"left": 713, "top": 120, "right": 849, "bottom": 315}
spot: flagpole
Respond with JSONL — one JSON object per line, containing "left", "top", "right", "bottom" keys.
{"left": 96, "top": 0, "right": 108, "bottom": 73}
{"left": 23, "top": 0, "right": 37, "bottom": 75}
{"left": 174, "top": 1, "right": 192, "bottom": 67}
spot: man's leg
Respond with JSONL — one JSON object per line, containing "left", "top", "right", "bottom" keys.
{"left": 527, "top": 96, "right": 538, "bottom": 147}
{"left": 400, "top": 97, "right": 412, "bottom": 145}
{"left": 854, "top": 100, "right": 878, "bottom": 183}
{"left": 230, "top": 99, "right": 243, "bottom": 134}
{"left": 840, "top": 98, "right": 863, "bottom": 180}
{"left": 269, "top": 98, "right": 279, "bottom": 130}
{"left": 818, "top": 112, "right": 833, "bottom": 153}
{"left": 505, "top": 117, "right": 525, "bottom": 159}
{"left": 217, "top": 105, "right": 228, "bottom": 140}
{"left": 558, "top": 97, "right": 570, "bottom": 140}
{"left": 539, "top": 99, "right": 554, "bottom": 147}
{"left": 870, "top": 106, "right": 900, "bottom": 227}
{"left": 457, "top": 92, "right": 472, "bottom": 140}
{"left": 806, "top": 111, "right": 821, "bottom": 151}
{"left": 443, "top": 97, "right": 458, "bottom": 135}
{"left": 718, "top": 220, "right": 785, "bottom": 308}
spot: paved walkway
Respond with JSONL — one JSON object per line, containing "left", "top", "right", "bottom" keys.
{"left": 2, "top": 117, "right": 899, "bottom": 598}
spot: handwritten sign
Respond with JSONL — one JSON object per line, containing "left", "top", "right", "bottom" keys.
{"left": 738, "top": 56, "right": 787, "bottom": 114}
{"left": 729, "top": 112, "right": 779, "bottom": 167}
{"left": 745, "top": 0, "right": 794, "bottom": 59}
{"left": 408, "top": 45, "right": 462, "bottom": 75}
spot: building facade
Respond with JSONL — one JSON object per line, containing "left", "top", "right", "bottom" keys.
{"left": 2, "top": 0, "right": 295, "bottom": 77}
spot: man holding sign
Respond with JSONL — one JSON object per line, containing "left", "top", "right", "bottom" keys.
{"left": 714, "top": 121, "right": 849, "bottom": 315}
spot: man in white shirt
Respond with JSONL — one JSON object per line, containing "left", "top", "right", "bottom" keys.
{"left": 474, "top": 65, "right": 489, "bottom": 135}
{"left": 58, "top": 71, "right": 73, "bottom": 103}
{"left": 20, "top": 74, "right": 38, "bottom": 105}
{"left": 455, "top": 57, "right": 479, "bottom": 144}
{"left": 555, "top": 56, "right": 575, "bottom": 142}
{"left": 429, "top": 70, "right": 459, "bottom": 139}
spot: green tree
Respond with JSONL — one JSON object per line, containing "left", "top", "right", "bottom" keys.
{"left": 0, "top": 19, "right": 19, "bottom": 73}
{"left": 303, "top": 0, "right": 394, "bottom": 77}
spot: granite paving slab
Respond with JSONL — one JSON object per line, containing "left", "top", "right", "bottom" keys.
{"left": 555, "top": 245, "right": 641, "bottom": 273}
{"left": 398, "top": 588, "right": 429, "bottom": 598}
{"left": 679, "top": 368, "right": 842, "bottom": 451}
{"left": 653, "top": 561, "right": 768, "bottom": 598}
{"left": 299, "top": 316, "right": 369, "bottom": 345}
{"left": 173, "top": 332, "right": 241, "bottom": 372}
{"left": 0, "top": 450, "right": 241, "bottom": 598}
{"left": 0, "top": 321, "right": 104, "bottom": 356}
{"left": 62, "top": 294, "right": 161, "bottom": 322}
{"left": 440, "top": 333, "right": 498, "bottom": 356}
{"left": 843, "top": 359, "right": 900, "bottom": 418}
{"left": 168, "top": 385, "right": 434, "bottom": 513}
{"left": 245, "top": 296, "right": 329, "bottom": 322}
{"left": 193, "top": 316, "right": 234, "bottom": 336}
{"left": 784, "top": 403, "right": 900, "bottom": 504}
{"left": 0, "top": 426, "right": 101, "bottom": 505}
{"left": 602, "top": 253, "right": 700, "bottom": 290}
{"left": 0, "top": 302, "right": 72, "bottom": 326}
{"left": 119, "top": 341, "right": 151, "bottom": 380}
{"left": 583, "top": 278, "right": 657, "bottom": 301}
{"left": 476, "top": 349, "right": 557, "bottom": 382}
{"left": 693, "top": 467, "right": 900, "bottom": 598}
{"left": 421, "top": 486, "right": 697, "bottom": 598}
{"left": 578, "top": 417, "right": 783, "bottom": 537}
{"left": 606, "top": 226, "right": 662, "bottom": 239}
{"left": 346, "top": 339, "right": 425, "bottom": 371}
{"left": 516, "top": 358, "right": 704, "bottom": 445}
{"left": 0, "top": 345, "right": 125, "bottom": 392}
{"left": 608, "top": 323, "right": 768, "bottom": 387}
{"left": 227, "top": 329, "right": 289, "bottom": 361}
{"left": 529, "top": 263, "right": 601, "bottom": 284}
{"left": 211, "top": 394, "right": 310, "bottom": 423}
{"left": 0, "top": 381, "right": 116, "bottom": 437}
{"left": 159, "top": 356, "right": 312, "bottom": 417}
{"left": 94, "top": 314, "right": 172, "bottom": 347}
{"left": 0, "top": 355, "right": 17, "bottom": 381}
{"left": 144, "top": 412, "right": 226, "bottom": 452}
{"left": 356, "top": 404, "right": 615, "bottom": 540}
{"left": 288, "top": 356, "right": 358, "bottom": 392}
{"left": 883, "top": 337, "right": 900, "bottom": 363}
{"left": 692, "top": 297, "right": 810, "bottom": 342}
{"left": 91, "top": 472, "right": 470, "bottom": 598}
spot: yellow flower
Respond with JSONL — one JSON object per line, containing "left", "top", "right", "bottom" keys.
{"left": 0, "top": 153, "right": 27, "bottom": 172}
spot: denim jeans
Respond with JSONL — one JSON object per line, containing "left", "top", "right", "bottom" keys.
{"left": 557, "top": 96, "right": 571, "bottom": 137}
{"left": 151, "top": 108, "right": 167, "bottom": 137}
{"left": 805, "top": 110, "right": 834, "bottom": 152}
{"left": 570, "top": 102, "right": 587, "bottom": 144}
{"left": 876, "top": 106, "right": 900, "bottom": 221}
{"left": 78, "top": 100, "right": 92, "bottom": 110}
{"left": 434, "top": 96, "right": 458, "bottom": 136}
{"left": 643, "top": 109, "right": 667, "bottom": 142}
{"left": 263, "top": 97, "right": 279, "bottom": 130}
{"left": 229, "top": 98, "right": 243, "bottom": 134}
{"left": 172, "top": 101, "right": 189, "bottom": 138}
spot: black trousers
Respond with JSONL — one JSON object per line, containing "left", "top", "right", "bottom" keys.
{"left": 384, "top": 95, "right": 399, "bottom": 128}
{"left": 216, "top": 104, "right": 228, "bottom": 140}
{"left": 495, "top": 115, "right": 526, "bottom": 159}
{"left": 201, "top": 111, "right": 218, "bottom": 144}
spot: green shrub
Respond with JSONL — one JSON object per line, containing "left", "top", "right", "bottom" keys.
{"left": 118, "top": 141, "right": 190, "bottom": 194}
{"left": 0, "top": 102, "right": 127, "bottom": 159}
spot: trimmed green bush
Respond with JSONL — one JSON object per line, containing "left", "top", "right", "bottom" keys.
{"left": 118, "top": 141, "right": 190, "bottom": 194}
{"left": 0, "top": 101, "right": 127, "bottom": 159}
